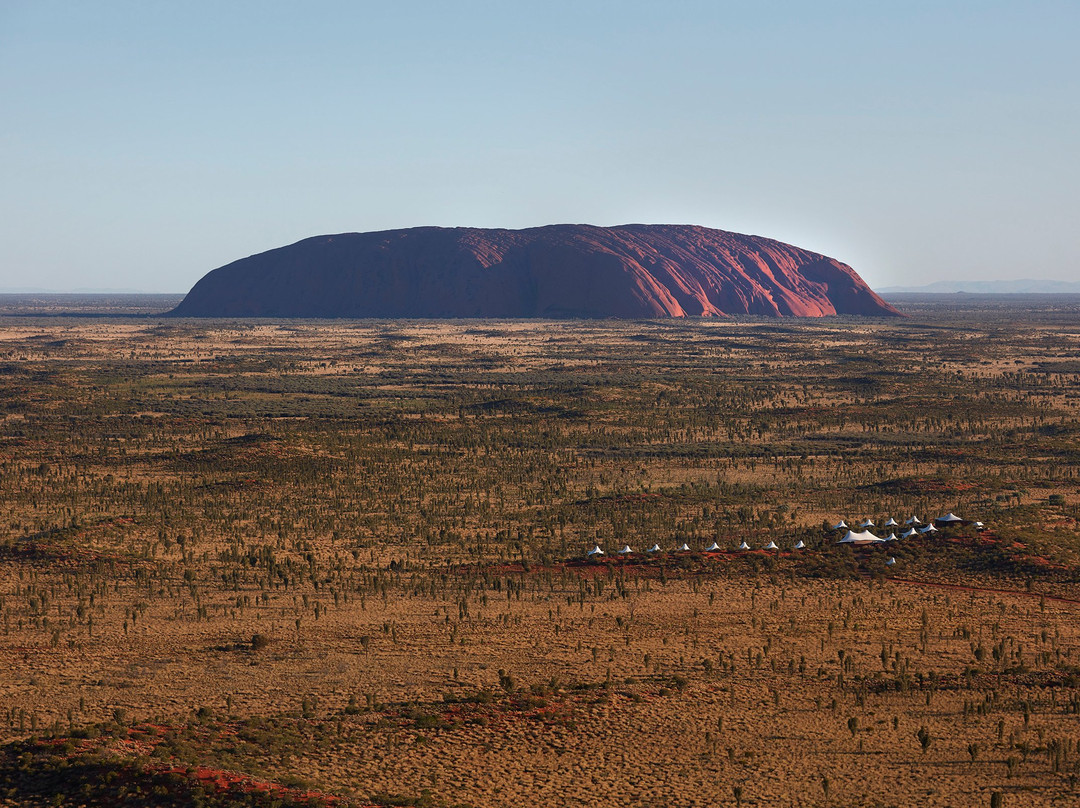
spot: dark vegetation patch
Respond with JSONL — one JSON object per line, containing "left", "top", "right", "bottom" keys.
{"left": 862, "top": 476, "right": 983, "bottom": 495}
{"left": 0, "top": 738, "right": 344, "bottom": 807}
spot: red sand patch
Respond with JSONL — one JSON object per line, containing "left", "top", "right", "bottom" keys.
{"left": 149, "top": 763, "right": 350, "bottom": 804}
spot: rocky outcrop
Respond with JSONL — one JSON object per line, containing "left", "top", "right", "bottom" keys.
{"left": 170, "top": 224, "right": 900, "bottom": 318}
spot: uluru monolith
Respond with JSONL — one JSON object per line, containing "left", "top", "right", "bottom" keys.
{"left": 170, "top": 224, "right": 899, "bottom": 318}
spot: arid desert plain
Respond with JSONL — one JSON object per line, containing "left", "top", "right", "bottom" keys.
{"left": 1, "top": 296, "right": 1080, "bottom": 807}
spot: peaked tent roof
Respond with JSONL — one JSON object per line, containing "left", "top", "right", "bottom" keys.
{"left": 587, "top": 545, "right": 604, "bottom": 556}
{"left": 677, "top": 542, "right": 691, "bottom": 551}
{"left": 794, "top": 540, "right": 806, "bottom": 549}
{"left": 936, "top": 512, "right": 964, "bottom": 523}
{"left": 831, "top": 521, "right": 848, "bottom": 531}
{"left": 618, "top": 544, "right": 632, "bottom": 554}
{"left": 647, "top": 543, "right": 661, "bottom": 552}
{"left": 738, "top": 541, "right": 751, "bottom": 550}
{"left": 705, "top": 541, "right": 721, "bottom": 551}
{"left": 764, "top": 540, "right": 779, "bottom": 550}
{"left": 917, "top": 524, "right": 938, "bottom": 533}
{"left": 838, "top": 529, "right": 884, "bottom": 544}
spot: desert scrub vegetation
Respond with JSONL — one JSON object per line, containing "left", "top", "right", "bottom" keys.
{"left": 0, "top": 301, "right": 1079, "bottom": 806}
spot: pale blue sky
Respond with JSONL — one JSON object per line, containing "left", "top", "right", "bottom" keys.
{"left": 1, "top": 1, "right": 1077, "bottom": 292}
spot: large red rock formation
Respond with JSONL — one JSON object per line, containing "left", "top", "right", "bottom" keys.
{"left": 170, "top": 224, "right": 899, "bottom": 318}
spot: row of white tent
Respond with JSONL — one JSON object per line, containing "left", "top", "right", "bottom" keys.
{"left": 587, "top": 539, "right": 802, "bottom": 556}
{"left": 837, "top": 525, "right": 938, "bottom": 544}
{"left": 581, "top": 510, "right": 988, "bottom": 558}
{"left": 830, "top": 513, "right": 983, "bottom": 534}
{"left": 584, "top": 541, "right": 899, "bottom": 567}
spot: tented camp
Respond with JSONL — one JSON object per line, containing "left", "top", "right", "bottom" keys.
{"left": 618, "top": 544, "right": 633, "bottom": 554}
{"left": 705, "top": 541, "right": 721, "bottom": 551}
{"left": 738, "top": 541, "right": 751, "bottom": 550}
{"left": 917, "top": 524, "right": 938, "bottom": 534}
{"left": 794, "top": 540, "right": 806, "bottom": 549}
{"left": 837, "top": 530, "right": 884, "bottom": 545}
{"left": 677, "top": 542, "right": 691, "bottom": 551}
{"left": 764, "top": 540, "right": 779, "bottom": 550}
{"left": 587, "top": 545, "right": 604, "bottom": 556}
{"left": 884, "top": 533, "right": 898, "bottom": 542}
{"left": 900, "top": 528, "right": 917, "bottom": 538}
{"left": 905, "top": 516, "right": 922, "bottom": 525}
{"left": 886, "top": 557, "right": 896, "bottom": 566}
{"left": 831, "top": 520, "right": 848, "bottom": 531}
{"left": 859, "top": 519, "right": 875, "bottom": 529}
{"left": 935, "top": 512, "right": 964, "bottom": 526}
{"left": 647, "top": 543, "right": 661, "bottom": 552}
{"left": 973, "top": 521, "right": 986, "bottom": 531}
{"left": 884, "top": 517, "right": 899, "bottom": 527}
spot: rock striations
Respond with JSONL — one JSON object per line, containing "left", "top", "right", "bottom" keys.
{"left": 171, "top": 224, "right": 900, "bottom": 319}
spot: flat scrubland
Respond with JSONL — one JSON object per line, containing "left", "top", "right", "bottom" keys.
{"left": 1, "top": 299, "right": 1080, "bottom": 807}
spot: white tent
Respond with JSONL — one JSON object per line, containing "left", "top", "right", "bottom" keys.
{"left": 676, "top": 542, "right": 691, "bottom": 551}
{"left": 885, "top": 557, "right": 896, "bottom": 566}
{"left": 884, "top": 517, "right": 899, "bottom": 527}
{"left": 900, "top": 528, "right": 917, "bottom": 538}
{"left": 837, "top": 530, "right": 884, "bottom": 545}
{"left": 794, "top": 540, "right": 806, "bottom": 549}
{"left": 917, "top": 524, "right": 938, "bottom": 534}
{"left": 587, "top": 545, "right": 604, "bottom": 556}
{"left": 647, "top": 543, "right": 661, "bottom": 552}
{"left": 936, "top": 512, "right": 964, "bottom": 525}
{"left": 705, "top": 541, "right": 721, "bottom": 551}
{"left": 618, "top": 544, "right": 633, "bottom": 554}
{"left": 905, "top": 516, "right": 922, "bottom": 525}
{"left": 973, "top": 521, "right": 986, "bottom": 531}
{"left": 884, "top": 533, "right": 898, "bottom": 542}
{"left": 859, "top": 519, "right": 875, "bottom": 529}
{"left": 738, "top": 541, "right": 751, "bottom": 550}
{"left": 764, "top": 540, "right": 779, "bottom": 550}
{"left": 831, "top": 520, "right": 848, "bottom": 531}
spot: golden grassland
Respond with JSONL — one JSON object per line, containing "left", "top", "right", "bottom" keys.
{"left": 1, "top": 301, "right": 1079, "bottom": 807}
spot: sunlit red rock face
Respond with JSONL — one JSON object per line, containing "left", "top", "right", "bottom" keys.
{"left": 171, "top": 224, "right": 900, "bottom": 318}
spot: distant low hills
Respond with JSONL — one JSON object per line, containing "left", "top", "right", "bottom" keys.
{"left": 0, "top": 293, "right": 183, "bottom": 317}
{"left": 878, "top": 280, "right": 1080, "bottom": 294}
{"left": 170, "top": 224, "right": 900, "bottom": 319}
